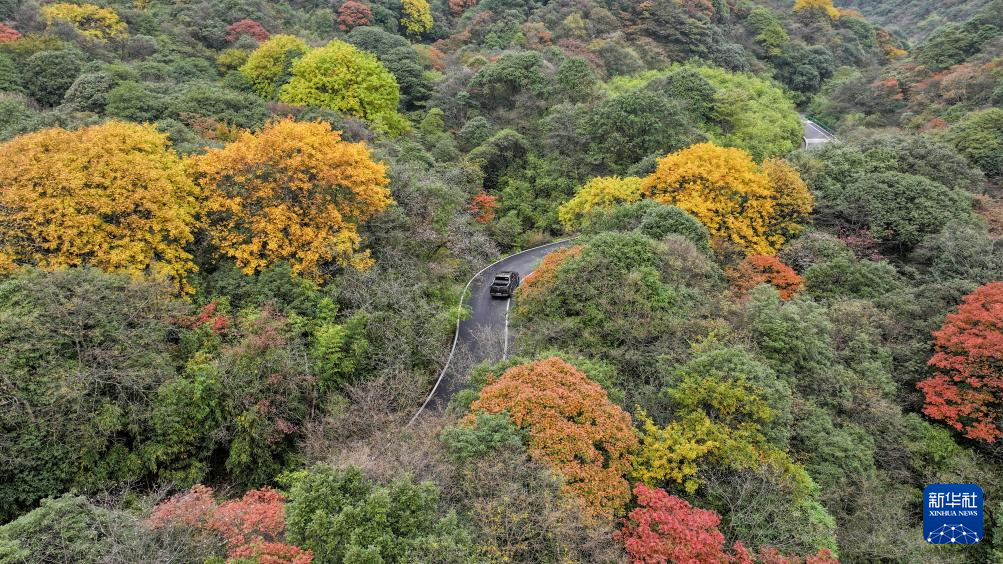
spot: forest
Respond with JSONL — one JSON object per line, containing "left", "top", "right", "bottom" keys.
{"left": 0, "top": 0, "right": 1001, "bottom": 562}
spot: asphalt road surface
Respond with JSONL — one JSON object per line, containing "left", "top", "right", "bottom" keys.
{"left": 803, "top": 117, "right": 836, "bottom": 148}
{"left": 408, "top": 120, "right": 834, "bottom": 424}
{"left": 408, "top": 239, "right": 574, "bottom": 424}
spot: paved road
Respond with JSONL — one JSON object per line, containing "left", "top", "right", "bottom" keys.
{"left": 803, "top": 118, "right": 835, "bottom": 148}
{"left": 408, "top": 239, "right": 574, "bottom": 424}
{"left": 408, "top": 121, "right": 832, "bottom": 424}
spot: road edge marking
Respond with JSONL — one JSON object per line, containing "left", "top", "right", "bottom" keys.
{"left": 405, "top": 238, "right": 576, "bottom": 427}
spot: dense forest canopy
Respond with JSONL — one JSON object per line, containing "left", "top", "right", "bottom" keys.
{"left": 0, "top": 0, "right": 1001, "bottom": 562}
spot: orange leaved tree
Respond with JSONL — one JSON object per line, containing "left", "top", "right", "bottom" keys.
{"left": 642, "top": 143, "right": 811, "bottom": 255}
{"left": 467, "top": 357, "right": 638, "bottom": 517}
{"left": 918, "top": 282, "right": 1003, "bottom": 443}
{"left": 727, "top": 255, "right": 803, "bottom": 300}
{"left": 189, "top": 119, "right": 393, "bottom": 280}
{"left": 0, "top": 122, "right": 199, "bottom": 289}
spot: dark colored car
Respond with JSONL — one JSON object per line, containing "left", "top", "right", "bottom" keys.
{"left": 489, "top": 271, "right": 520, "bottom": 298}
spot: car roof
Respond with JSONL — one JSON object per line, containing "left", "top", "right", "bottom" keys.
{"left": 495, "top": 271, "right": 514, "bottom": 276}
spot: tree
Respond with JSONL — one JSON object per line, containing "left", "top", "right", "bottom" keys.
{"left": 0, "top": 122, "right": 199, "bottom": 287}
{"left": 0, "top": 495, "right": 133, "bottom": 563}
{"left": 942, "top": 108, "right": 1003, "bottom": 179}
{"left": 728, "top": 255, "right": 803, "bottom": 300}
{"left": 149, "top": 485, "right": 311, "bottom": 563}
{"left": 0, "top": 269, "right": 182, "bottom": 521}
{"left": 347, "top": 26, "right": 431, "bottom": 109}
{"left": 337, "top": 1, "right": 372, "bottom": 31}
{"left": 188, "top": 119, "right": 392, "bottom": 280}
{"left": 918, "top": 282, "right": 1003, "bottom": 443}
{"left": 23, "top": 50, "right": 81, "bottom": 107}
{"left": 61, "top": 71, "right": 113, "bottom": 113}
{"left": 841, "top": 172, "right": 971, "bottom": 252}
{"left": 400, "top": 0, "right": 433, "bottom": 37}
{"left": 616, "top": 484, "right": 736, "bottom": 563}
{"left": 0, "top": 23, "right": 19, "bottom": 43}
{"left": 694, "top": 66, "right": 802, "bottom": 160}
{"left": 642, "top": 143, "right": 811, "bottom": 254}
{"left": 226, "top": 19, "right": 270, "bottom": 43}
{"left": 584, "top": 90, "right": 703, "bottom": 174}
{"left": 616, "top": 484, "right": 837, "bottom": 564}
{"left": 41, "top": 3, "right": 127, "bottom": 41}
{"left": 581, "top": 200, "right": 712, "bottom": 253}
{"left": 240, "top": 34, "right": 308, "bottom": 99}
{"left": 467, "top": 357, "right": 638, "bottom": 517}
{"left": 105, "top": 81, "right": 167, "bottom": 121}
{"left": 762, "top": 159, "right": 814, "bottom": 242}
{"left": 559, "top": 176, "right": 644, "bottom": 230}
{"left": 793, "top": 0, "right": 839, "bottom": 20}
{"left": 284, "top": 465, "right": 473, "bottom": 563}
{"left": 279, "top": 40, "right": 403, "bottom": 132}
{"left": 167, "top": 82, "right": 269, "bottom": 130}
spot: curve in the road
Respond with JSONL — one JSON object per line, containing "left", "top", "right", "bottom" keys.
{"left": 407, "top": 121, "right": 830, "bottom": 425}
{"left": 803, "top": 117, "right": 836, "bottom": 149}
{"left": 407, "top": 238, "right": 575, "bottom": 426}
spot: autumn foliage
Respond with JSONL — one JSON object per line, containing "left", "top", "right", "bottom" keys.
{"left": 189, "top": 119, "right": 392, "bottom": 280}
{"left": 616, "top": 484, "right": 739, "bottom": 563}
{"left": 470, "top": 192, "right": 499, "bottom": 223}
{"left": 149, "top": 485, "right": 312, "bottom": 563}
{"left": 41, "top": 3, "right": 127, "bottom": 41}
{"left": 559, "top": 176, "right": 644, "bottom": 230}
{"left": 918, "top": 282, "right": 1003, "bottom": 443}
{"left": 0, "top": 122, "right": 199, "bottom": 289}
{"left": 337, "top": 1, "right": 372, "bottom": 31}
{"left": 727, "top": 255, "right": 803, "bottom": 300}
{"left": 467, "top": 357, "right": 638, "bottom": 517}
{"left": 400, "top": 0, "right": 434, "bottom": 36}
{"left": 226, "top": 19, "right": 270, "bottom": 43}
{"left": 0, "top": 24, "right": 20, "bottom": 43}
{"left": 792, "top": 0, "right": 839, "bottom": 20}
{"left": 616, "top": 484, "right": 838, "bottom": 564}
{"left": 642, "top": 143, "right": 812, "bottom": 255}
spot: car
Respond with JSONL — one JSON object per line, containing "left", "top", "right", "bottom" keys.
{"left": 489, "top": 271, "right": 520, "bottom": 298}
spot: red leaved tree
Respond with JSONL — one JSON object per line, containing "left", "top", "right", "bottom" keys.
{"left": 616, "top": 484, "right": 838, "bottom": 564}
{"left": 616, "top": 484, "right": 734, "bottom": 563}
{"left": 0, "top": 23, "right": 19, "bottom": 43}
{"left": 337, "top": 1, "right": 372, "bottom": 31}
{"left": 727, "top": 255, "right": 803, "bottom": 300}
{"left": 226, "top": 19, "right": 270, "bottom": 43}
{"left": 149, "top": 485, "right": 311, "bottom": 563}
{"left": 918, "top": 282, "right": 1003, "bottom": 442}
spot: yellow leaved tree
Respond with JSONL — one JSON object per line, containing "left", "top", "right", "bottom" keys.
{"left": 41, "top": 3, "right": 127, "bottom": 41}
{"left": 793, "top": 0, "right": 840, "bottom": 20}
{"left": 558, "top": 176, "right": 643, "bottom": 230}
{"left": 0, "top": 122, "right": 200, "bottom": 289}
{"left": 188, "top": 119, "right": 393, "bottom": 280}
{"left": 400, "top": 0, "right": 433, "bottom": 37}
{"left": 641, "top": 143, "right": 811, "bottom": 255}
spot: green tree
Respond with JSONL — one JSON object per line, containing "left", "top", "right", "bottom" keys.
{"left": 23, "top": 50, "right": 81, "bottom": 107}
{"left": 240, "top": 34, "right": 308, "bottom": 99}
{"left": 284, "top": 465, "right": 474, "bottom": 563}
{"left": 0, "top": 269, "right": 182, "bottom": 521}
{"left": 105, "top": 81, "right": 167, "bottom": 122}
{"left": 280, "top": 39, "right": 403, "bottom": 132}
{"left": 0, "top": 495, "right": 131, "bottom": 563}
{"left": 942, "top": 108, "right": 1003, "bottom": 178}
{"left": 584, "top": 90, "right": 703, "bottom": 174}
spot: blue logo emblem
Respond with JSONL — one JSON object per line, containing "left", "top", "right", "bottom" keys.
{"left": 924, "top": 484, "right": 983, "bottom": 545}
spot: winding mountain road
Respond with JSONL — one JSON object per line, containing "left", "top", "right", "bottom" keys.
{"left": 407, "top": 120, "right": 834, "bottom": 425}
